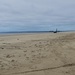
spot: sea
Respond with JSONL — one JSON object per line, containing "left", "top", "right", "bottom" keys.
{"left": 0, "top": 31, "right": 52, "bottom": 35}
{"left": 0, "top": 30, "right": 74, "bottom": 34}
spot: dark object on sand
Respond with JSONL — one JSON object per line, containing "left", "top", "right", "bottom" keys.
{"left": 53, "top": 29, "right": 57, "bottom": 33}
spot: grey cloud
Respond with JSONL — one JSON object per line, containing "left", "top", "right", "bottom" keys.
{"left": 0, "top": 0, "right": 75, "bottom": 31}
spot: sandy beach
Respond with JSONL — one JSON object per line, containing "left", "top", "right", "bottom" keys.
{"left": 0, "top": 32, "right": 75, "bottom": 75}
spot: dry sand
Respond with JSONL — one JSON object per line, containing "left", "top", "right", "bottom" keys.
{"left": 0, "top": 32, "right": 75, "bottom": 75}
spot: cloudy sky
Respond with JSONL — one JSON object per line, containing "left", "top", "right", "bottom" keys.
{"left": 0, "top": 0, "right": 75, "bottom": 32}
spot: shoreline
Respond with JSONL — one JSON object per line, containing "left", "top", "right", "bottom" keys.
{"left": 0, "top": 30, "right": 75, "bottom": 34}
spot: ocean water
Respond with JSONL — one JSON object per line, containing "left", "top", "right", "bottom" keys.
{"left": 0, "top": 30, "right": 74, "bottom": 34}
{"left": 0, "top": 31, "right": 50, "bottom": 34}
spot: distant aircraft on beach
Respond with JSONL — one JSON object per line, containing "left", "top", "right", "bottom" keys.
{"left": 53, "top": 28, "right": 58, "bottom": 33}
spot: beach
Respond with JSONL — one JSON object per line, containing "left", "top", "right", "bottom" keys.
{"left": 0, "top": 32, "right": 75, "bottom": 75}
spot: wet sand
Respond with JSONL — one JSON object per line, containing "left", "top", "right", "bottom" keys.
{"left": 0, "top": 32, "right": 75, "bottom": 75}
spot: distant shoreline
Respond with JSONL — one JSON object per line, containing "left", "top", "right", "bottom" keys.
{"left": 0, "top": 30, "right": 75, "bottom": 35}
{"left": 0, "top": 30, "right": 75, "bottom": 34}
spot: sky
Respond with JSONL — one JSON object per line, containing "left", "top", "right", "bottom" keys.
{"left": 0, "top": 0, "right": 75, "bottom": 32}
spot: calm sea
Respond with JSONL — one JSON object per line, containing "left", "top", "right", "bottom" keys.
{"left": 0, "top": 31, "right": 50, "bottom": 34}
{"left": 0, "top": 30, "right": 74, "bottom": 34}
